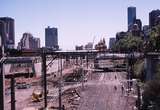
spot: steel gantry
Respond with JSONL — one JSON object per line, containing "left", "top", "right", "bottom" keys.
{"left": 0, "top": 49, "right": 98, "bottom": 110}
{"left": 0, "top": 49, "right": 147, "bottom": 110}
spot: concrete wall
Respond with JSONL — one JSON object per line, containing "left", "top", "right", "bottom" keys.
{"left": 34, "top": 60, "right": 61, "bottom": 76}
{"left": 4, "top": 59, "right": 64, "bottom": 77}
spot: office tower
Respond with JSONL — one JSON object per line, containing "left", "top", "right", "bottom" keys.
{"left": 149, "top": 9, "right": 160, "bottom": 27}
{"left": 128, "top": 7, "right": 136, "bottom": 30}
{"left": 0, "top": 17, "right": 15, "bottom": 49}
{"left": 109, "top": 38, "right": 116, "bottom": 49}
{"left": 17, "top": 32, "right": 40, "bottom": 50}
{"left": 45, "top": 26, "right": 58, "bottom": 50}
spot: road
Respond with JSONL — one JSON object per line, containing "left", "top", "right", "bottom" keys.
{"left": 77, "top": 72, "right": 136, "bottom": 110}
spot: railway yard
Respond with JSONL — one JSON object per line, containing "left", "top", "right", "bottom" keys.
{"left": 4, "top": 59, "right": 137, "bottom": 110}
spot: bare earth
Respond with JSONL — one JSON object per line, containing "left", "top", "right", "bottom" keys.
{"left": 5, "top": 67, "right": 136, "bottom": 110}
{"left": 77, "top": 72, "right": 136, "bottom": 110}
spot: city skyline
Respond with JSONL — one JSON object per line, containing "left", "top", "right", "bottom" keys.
{"left": 1, "top": 0, "right": 160, "bottom": 49}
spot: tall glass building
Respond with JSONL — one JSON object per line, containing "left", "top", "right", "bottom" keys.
{"left": 128, "top": 7, "right": 136, "bottom": 30}
{"left": 45, "top": 26, "right": 58, "bottom": 50}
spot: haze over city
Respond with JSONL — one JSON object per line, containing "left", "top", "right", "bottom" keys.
{"left": 1, "top": 0, "right": 160, "bottom": 49}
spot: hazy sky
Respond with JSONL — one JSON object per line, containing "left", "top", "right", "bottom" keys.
{"left": 1, "top": 0, "right": 160, "bottom": 50}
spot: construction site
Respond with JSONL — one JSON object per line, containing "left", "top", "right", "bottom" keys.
{"left": 3, "top": 51, "right": 138, "bottom": 110}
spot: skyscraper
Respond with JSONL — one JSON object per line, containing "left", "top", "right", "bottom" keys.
{"left": 149, "top": 9, "right": 160, "bottom": 27}
{"left": 45, "top": 26, "right": 58, "bottom": 50}
{"left": 0, "top": 17, "right": 15, "bottom": 49}
{"left": 128, "top": 7, "right": 136, "bottom": 30}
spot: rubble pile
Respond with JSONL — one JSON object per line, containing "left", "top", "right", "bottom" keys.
{"left": 62, "top": 88, "right": 81, "bottom": 110}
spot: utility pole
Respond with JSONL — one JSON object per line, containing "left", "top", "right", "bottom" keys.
{"left": 127, "top": 52, "right": 134, "bottom": 92}
{"left": 130, "top": 53, "right": 134, "bottom": 91}
{"left": 41, "top": 49, "right": 47, "bottom": 108}
{"left": 137, "top": 81, "right": 141, "bottom": 110}
{"left": 10, "top": 76, "right": 15, "bottom": 110}
{"left": 81, "top": 57, "right": 84, "bottom": 90}
{"left": 59, "top": 56, "right": 63, "bottom": 110}
{"left": 127, "top": 57, "right": 131, "bottom": 93}
{"left": 86, "top": 53, "right": 88, "bottom": 69}
{"left": 0, "top": 21, "right": 5, "bottom": 110}
{"left": 0, "top": 61, "right": 4, "bottom": 110}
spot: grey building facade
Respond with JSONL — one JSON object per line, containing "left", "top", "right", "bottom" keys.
{"left": 45, "top": 26, "right": 58, "bottom": 50}
{"left": 17, "top": 33, "right": 40, "bottom": 50}
{"left": 0, "top": 17, "right": 15, "bottom": 49}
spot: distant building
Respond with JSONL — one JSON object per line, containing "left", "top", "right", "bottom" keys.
{"left": 134, "top": 19, "right": 142, "bottom": 31}
{"left": 128, "top": 7, "right": 136, "bottom": 30}
{"left": 0, "top": 20, "right": 6, "bottom": 56}
{"left": 45, "top": 26, "right": 58, "bottom": 50}
{"left": 143, "top": 25, "right": 150, "bottom": 40}
{"left": 0, "top": 21, "right": 5, "bottom": 45}
{"left": 17, "top": 33, "right": 40, "bottom": 50}
{"left": 155, "top": 15, "right": 160, "bottom": 26}
{"left": 95, "top": 38, "right": 107, "bottom": 51}
{"left": 85, "top": 42, "right": 93, "bottom": 50}
{"left": 116, "top": 31, "right": 127, "bottom": 41}
{"left": 109, "top": 38, "right": 116, "bottom": 49}
{"left": 130, "top": 24, "right": 141, "bottom": 36}
{"left": 75, "top": 45, "right": 83, "bottom": 50}
{"left": 0, "top": 17, "right": 15, "bottom": 49}
{"left": 149, "top": 9, "right": 160, "bottom": 27}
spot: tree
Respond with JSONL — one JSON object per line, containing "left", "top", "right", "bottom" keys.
{"left": 142, "top": 80, "right": 160, "bottom": 110}
{"left": 145, "top": 24, "right": 160, "bottom": 52}
{"left": 111, "top": 34, "right": 143, "bottom": 53}
{"left": 142, "top": 63, "right": 160, "bottom": 110}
